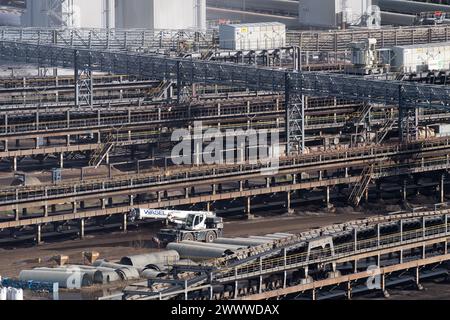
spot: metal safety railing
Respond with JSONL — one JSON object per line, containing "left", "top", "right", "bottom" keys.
{"left": 214, "top": 222, "right": 449, "bottom": 283}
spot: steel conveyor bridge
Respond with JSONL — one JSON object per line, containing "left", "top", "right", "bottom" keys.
{"left": 123, "top": 208, "right": 450, "bottom": 301}
{"left": 0, "top": 37, "right": 449, "bottom": 151}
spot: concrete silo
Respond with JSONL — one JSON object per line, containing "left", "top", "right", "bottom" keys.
{"left": 115, "top": 0, "right": 206, "bottom": 30}
{"left": 299, "top": 0, "right": 372, "bottom": 28}
{"left": 21, "top": 0, "right": 115, "bottom": 28}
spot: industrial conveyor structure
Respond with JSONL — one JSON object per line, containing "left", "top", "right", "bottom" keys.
{"left": 0, "top": 38, "right": 449, "bottom": 152}
{"left": 122, "top": 208, "right": 450, "bottom": 300}
{"left": 0, "top": 25, "right": 449, "bottom": 243}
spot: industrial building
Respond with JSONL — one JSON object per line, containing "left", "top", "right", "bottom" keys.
{"left": 115, "top": 0, "right": 206, "bottom": 30}
{"left": 21, "top": 0, "right": 114, "bottom": 28}
{"left": 0, "top": 0, "right": 449, "bottom": 303}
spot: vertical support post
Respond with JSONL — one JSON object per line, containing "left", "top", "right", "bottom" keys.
{"left": 347, "top": 281, "right": 352, "bottom": 300}
{"left": 445, "top": 214, "right": 449, "bottom": 235}
{"left": 285, "top": 72, "right": 305, "bottom": 155}
{"left": 440, "top": 173, "right": 445, "bottom": 203}
{"left": 325, "top": 186, "right": 331, "bottom": 208}
{"left": 258, "top": 256, "right": 263, "bottom": 293}
{"left": 79, "top": 218, "right": 85, "bottom": 239}
{"left": 122, "top": 213, "right": 127, "bottom": 233}
{"left": 233, "top": 266, "right": 238, "bottom": 298}
{"left": 402, "top": 179, "right": 407, "bottom": 202}
{"left": 400, "top": 220, "right": 403, "bottom": 243}
{"left": 36, "top": 224, "right": 42, "bottom": 245}
{"left": 59, "top": 152, "right": 64, "bottom": 169}
{"left": 398, "top": 84, "right": 405, "bottom": 143}
{"left": 74, "top": 50, "right": 79, "bottom": 107}
{"left": 377, "top": 224, "right": 381, "bottom": 247}
{"left": 286, "top": 191, "right": 293, "bottom": 214}
{"left": 246, "top": 197, "right": 253, "bottom": 220}
{"left": 422, "top": 217, "right": 426, "bottom": 238}
{"left": 176, "top": 61, "right": 182, "bottom": 105}
{"left": 354, "top": 228, "right": 358, "bottom": 253}
{"left": 129, "top": 195, "right": 134, "bottom": 206}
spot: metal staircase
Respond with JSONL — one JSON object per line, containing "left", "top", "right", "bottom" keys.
{"left": 89, "top": 134, "right": 115, "bottom": 168}
{"left": 354, "top": 103, "right": 372, "bottom": 126}
{"left": 146, "top": 80, "right": 174, "bottom": 101}
{"left": 376, "top": 116, "right": 397, "bottom": 144}
{"left": 349, "top": 165, "right": 374, "bottom": 207}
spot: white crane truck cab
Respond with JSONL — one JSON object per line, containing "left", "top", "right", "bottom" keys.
{"left": 128, "top": 208, "right": 224, "bottom": 243}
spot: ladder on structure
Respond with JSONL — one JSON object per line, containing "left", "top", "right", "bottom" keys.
{"left": 349, "top": 165, "right": 374, "bottom": 207}
{"left": 89, "top": 134, "right": 115, "bottom": 168}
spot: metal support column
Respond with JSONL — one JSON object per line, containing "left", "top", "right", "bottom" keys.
{"left": 285, "top": 73, "right": 305, "bottom": 155}
{"left": 176, "top": 61, "right": 182, "bottom": 105}
{"left": 286, "top": 191, "right": 293, "bottom": 214}
{"left": 74, "top": 49, "right": 93, "bottom": 107}
{"left": 122, "top": 213, "right": 127, "bottom": 232}
{"left": 246, "top": 197, "right": 253, "bottom": 220}
{"left": 79, "top": 218, "right": 85, "bottom": 239}
{"left": 36, "top": 224, "right": 42, "bottom": 245}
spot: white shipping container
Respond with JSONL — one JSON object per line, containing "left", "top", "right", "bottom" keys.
{"left": 433, "top": 124, "right": 450, "bottom": 137}
{"left": 391, "top": 42, "right": 450, "bottom": 73}
{"left": 219, "top": 22, "right": 286, "bottom": 51}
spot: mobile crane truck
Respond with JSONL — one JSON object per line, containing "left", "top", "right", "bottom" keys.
{"left": 128, "top": 208, "right": 224, "bottom": 244}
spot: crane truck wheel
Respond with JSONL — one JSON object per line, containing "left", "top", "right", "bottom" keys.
{"left": 205, "top": 231, "right": 217, "bottom": 243}
{"left": 183, "top": 233, "right": 195, "bottom": 241}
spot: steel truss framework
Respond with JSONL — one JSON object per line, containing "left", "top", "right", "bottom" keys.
{"left": 74, "top": 50, "right": 93, "bottom": 107}
{"left": 0, "top": 27, "right": 216, "bottom": 51}
{"left": 0, "top": 41, "right": 449, "bottom": 152}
